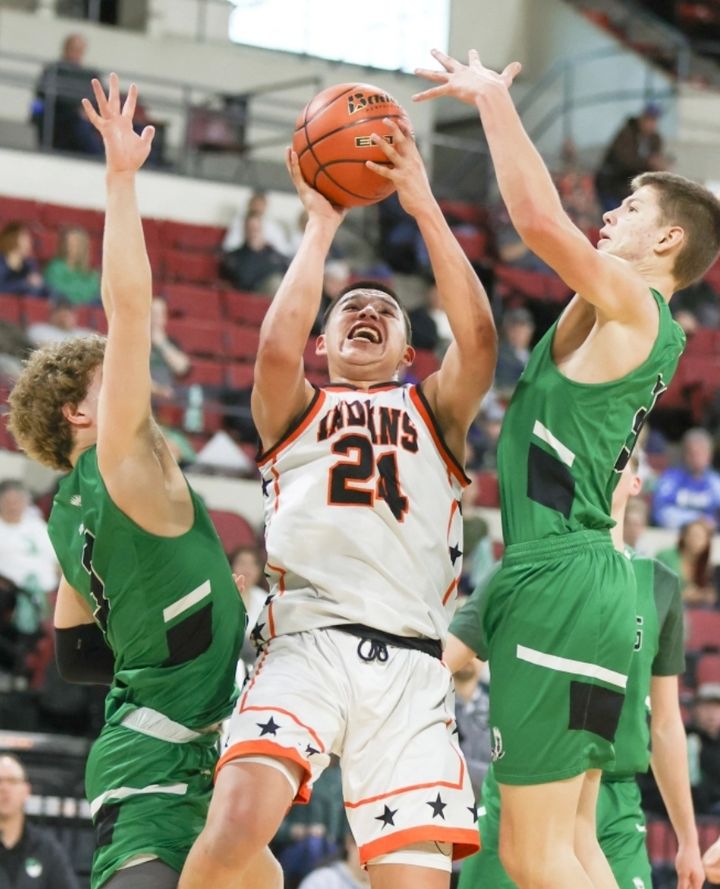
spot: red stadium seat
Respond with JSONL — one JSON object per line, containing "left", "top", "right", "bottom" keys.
{"left": 696, "top": 654, "right": 720, "bottom": 685}
{"left": 410, "top": 348, "right": 441, "bottom": 380}
{"left": 21, "top": 296, "right": 50, "bottom": 324}
{"left": 226, "top": 362, "right": 255, "bottom": 390}
{"left": 0, "top": 293, "right": 22, "bottom": 324}
{"left": 225, "top": 326, "right": 260, "bottom": 361}
{"left": 685, "top": 609, "right": 720, "bottom": 653}
{"left": 33, "top": 227, "right": 59, "bottom": 263}
{"left": 163, "top": 249, "right": 219, "bottom": 284}
{"left": 39, "top": 202, "right": 104, "bottom": 233}
{"left": 184, "top": 359, "right": 226, "bottom": 387}
{"left": 303, "top": 338, "right": 328, "bottom": 374}
{"left": 166, "top": 318, "right": 224, "bottom": 357}
{"left": 223, "top": 290, "right": 269, "bottom": 327}
{"left": 438, "top": 199, "right": 485, "bottom": 227}
{"left": 0, "top": 197, "right": 40, "bottom": 225}
{"left": 646, "top": 819, "right": 676, "bottom": 866}
{"left": 207, "top": 508, "right": 258, "bottom": 554}
{"left": 474, "top": 471, "right": 500, "bottom": 508}
{"left": 163, "top": 220, "right": 225, "bottom": 252}
{"left": 685, "top": 327, "right": 720, "bottom": 355}
{"left": 163, "top": 283, "right": 223, "bottom": 320}
{"left": 453, "top": 228, "right": 489, "bottom": 263}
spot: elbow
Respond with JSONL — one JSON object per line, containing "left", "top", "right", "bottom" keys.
{"left": 512, "top": 210, "right": 560, "bottom": 249}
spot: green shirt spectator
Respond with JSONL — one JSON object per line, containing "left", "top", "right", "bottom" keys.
{"left": 44, "top": 227, "right": 100, "bottom": 305}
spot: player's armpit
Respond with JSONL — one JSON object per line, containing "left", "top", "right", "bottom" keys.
{"left": 54, "top": 575, "right": 94, "bottom": 629}
{"left": 252, "top": 372, "right": 315, "bottom": 455}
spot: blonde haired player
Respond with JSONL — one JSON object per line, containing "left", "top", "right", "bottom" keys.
{"left": 179, "top": 119, "right": 496, "bottom": 889}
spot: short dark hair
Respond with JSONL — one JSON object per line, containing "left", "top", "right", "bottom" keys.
{"left": 322, "top": 280, "right": 413, "bottom": 345}
{"left": 632, "top": 171, "right": 720, "bottom": 290}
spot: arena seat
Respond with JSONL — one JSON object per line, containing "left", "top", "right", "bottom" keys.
{"left": 696, "top": 653, "right": 720, "bottom": 685}
{"left": 225, "top": 326, "right": 260, "bottom": 361}
{"left": 410, "top": 348, "right": 440, "bottom": 380}
{"left": 226, "top": 362, "right": 255, "bottom": 390}
{"left": 39, "top": 203, "right": 104, "bottom": 234}
{"left": 685, "top": 327, "right": 720, "bottom": 355}
{"left": 685, "top": 608, "right": 720, "bottom": 653}
{"left": 223, "top": 290, "right": 269, "bottom": 327}
{"left": 0, "top": 196, "right": 40, "bottom": 224}
{"left": 0, "top": 293, "right": 22, "bottom": 324}
{"left": 33, "top": 227, "right": 60, "bottom": 263}
{"left": 303, "top": 338, "right": 328, "bottom": 374}
{"left": 165, "top": 317, "right": 224, "bottom": 357}
{"left": 207, "top": 508, "right": 258, "bottom": 554}
{"left": 183, "top": 358, "right": 226, "bottom": 388}
{"left": 163, "top": 283, "right": 223, "bottom": 320}
{"left": 162, "top": 220, "right": 225, "bottom": 252}
{"left": 452, "top": 228, "right": 490, "bottom": 263}
{"left": 162, "top": 248, "right": 219, "bottom": 284}
{"left": 20, "top": 296, "right": 51, "bottom": 324}
{"left": 645, "top": 819, "right": 676, "bottom": 866}
{"left": 474, "top": 471, "right": 500, "bottom": 508}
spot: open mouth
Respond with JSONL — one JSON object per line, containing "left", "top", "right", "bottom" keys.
{"left": 348, "top": 323, "right": 383, "bottom": 345}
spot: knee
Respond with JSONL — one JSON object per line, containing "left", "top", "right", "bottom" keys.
{"left": 201, "top": 793, "right": 276, "bottom": 863}
{"left": 499, "top": 836, "right": 556, "bottom": 889}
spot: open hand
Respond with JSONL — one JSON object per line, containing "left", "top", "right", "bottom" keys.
{"left": 365, "top": 117, "right": 432, "bottom": 218}
{"left": 285, "top": 147, "right": 346, "bottom": 227}
{"left": 413, "top": 48, "right": 522, "bottom": 106}
{"left": 82, "top": 72, "right": 154, "bottom": 174}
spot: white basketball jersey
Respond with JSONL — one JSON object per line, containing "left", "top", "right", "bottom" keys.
{"left": 254, "top": 383, "right": 468, "bottom": 643}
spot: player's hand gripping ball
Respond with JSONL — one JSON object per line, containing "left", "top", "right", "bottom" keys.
{"left": 292, "top": 82, "right": 412, "bottom": 208}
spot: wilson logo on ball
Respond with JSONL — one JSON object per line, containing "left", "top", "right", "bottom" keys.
{"left": 347, "top": 91, "right": 396, "bottom": 115}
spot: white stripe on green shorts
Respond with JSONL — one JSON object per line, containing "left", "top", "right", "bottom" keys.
{"left": 516, "top": 644, "right": 627, "bottom": 689}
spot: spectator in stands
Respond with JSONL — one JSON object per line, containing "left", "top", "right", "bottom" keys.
{"left": 460, "top": 472, "right": 495, "bottom": 591}
{"left": 149, "top": 296, "right": 190, "bottom": 398}
{"left": 32, "top": 33, "right": 102, "bottom": 155}
{"left": 594, "top": 104, "right": 667, "bottom": 212}
{"left": 220, "top": 212, "right": 289, "bottom": 295}
{"left": 297, "top": 827, "right": 368, "bottom": 889}
{"left": 0, "top": 480, "right": 58, "bottom": 636}
{"left": 43, "top": 228, "right": 100, "bottom": 305}
{"left": 494, "top": 306, "right": 535, "bottom": 397}
{"left": 0, "top": 753, "right": 78, "bottom": 889}
{"left": 687, "top": 683, "right": 720, "bottom": 815}
{"left": 653, "top": 428, "right": 720, "bottom": 528}
{"left": 27, "top": 298, "right": 93, "bottom": 349}
{"left": 0, "top": 224, "right": 50, "bottom": 298}
{"left": 656, "top": 519, "right": 717, "bottom": 607}
{"left": 230, "top": 544, "right": 265, "bottom": 639}
{"left": 223, "top": 190, "right": 290, "bottom": 257}
{"left": 623, "top": 496, "right": 650, "bottom": 553}
{"left": 453, "top": 656, "right": 491, "bottom": 800}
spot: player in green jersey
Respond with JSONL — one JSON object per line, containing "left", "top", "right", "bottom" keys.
{"left": 415, "top": 49, "right": 720, "bottom": 889}
{"left": 448, "top": 455, "right": 704, "bottom": 889}
{"left": 7, "top": 76, "right": 254, "bottom": 889}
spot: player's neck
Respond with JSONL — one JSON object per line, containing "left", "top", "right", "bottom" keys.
{"left": 610, "top": 514, "right": 625, "bottom": 551}
{"left": 326, "top": 370, "right": 400, "bottom": 390}
{"left": 69, "top": 432, "right": 97, "bottom": 467}
{"left": 633, "top": 260, "right": 675, "bottom": 301}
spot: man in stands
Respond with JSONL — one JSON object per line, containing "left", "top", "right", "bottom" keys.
{"left": 653, "top": 428, "right": 720, "bottom": 529}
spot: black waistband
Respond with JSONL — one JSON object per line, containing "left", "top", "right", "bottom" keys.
{"left": 331, "top": 624, "right": 442, "bottom": 660}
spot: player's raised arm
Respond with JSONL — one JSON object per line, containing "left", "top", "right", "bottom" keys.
{"left": 414, "top": 50, "right": 661, "bottom": 325}
{"left": 81, "top": 74, "right": 155, "bottom": 469}
{"left": 367, "top": 119, "right": 496, "bottom": 455}
{"left": 252, "top": 149, "right": 346, "bottom": 451}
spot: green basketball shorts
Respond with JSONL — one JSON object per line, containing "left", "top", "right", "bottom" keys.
{"left": 598, "top": 779, "right": 652, "bottom": 889}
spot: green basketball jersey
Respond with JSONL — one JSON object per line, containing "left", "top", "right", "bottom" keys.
{"left": 48, "top": 446, "right": 244, "bottom": 729}
{"left": 497, "top": 290, "right": 685, "bottom": 545}
{"left": 607, "top": 552, "right": 684, "bottom": 777}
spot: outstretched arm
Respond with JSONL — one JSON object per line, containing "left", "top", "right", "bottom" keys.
{"left": 650, "top": 675, "right": 705, "bottom": 889}
{"left": 368, "top": 119, "right": 496, "bottom": 458}
{"left": 414, "top": 50, "right": 654, "bottom": 324}
{"left": 82, "top": 75, "right": 156, "bottom": 470}
{"left": 252, "top": 149, "right": 346, "bottom": 451}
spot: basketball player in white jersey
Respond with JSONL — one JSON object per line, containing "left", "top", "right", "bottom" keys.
{"left": 179, "top": 119, "right": 496, "bottom": 889}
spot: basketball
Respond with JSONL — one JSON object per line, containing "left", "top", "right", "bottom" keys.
{"left": 292, "top": 82, "right": 411, "bottom": 208}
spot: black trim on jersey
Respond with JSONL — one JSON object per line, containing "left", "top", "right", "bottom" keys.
{"left": 164, "top": 603, "right": 213, "bottom": 667}
{"left": 94, "top": 803, "right": 121, "bottom": 848}
{"left": 256, "top": 385, "right": 322, "bottom": 465}
{"left": 331, "top": 623, "right": 442, "bottom": 660}
{"left": 413, "top": 384, "right": 471, "bottom": 486}
{"left": 527, "top": 443, "right": 575, "bottom": 518}
{"left": 324, "top": 381, "right": 404, "bottom": 390}
{"left": 568, "top": 680, "right": 624, "bottom": 742}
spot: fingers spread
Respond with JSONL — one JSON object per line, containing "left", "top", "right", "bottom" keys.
{"left": 411, "top": 85, "right": 448, "bottom": 103}
{"left": 107, "top": 72, "right": 121, "bottom": 114}
{"left": 430, "top": 47, "right": 456, "bottom": 72}
{"left": 414, "top": 67, "right": 448, "bottom": 84}
{"left": 502, "top": 61, "right": 523, "bottom": 85}
{"left": 90, "top": 78, "right": 109, "bottom": 116}
{"left": 122, "top": 82, "right": 138, "bottom": 119}
{"left": 81, "top": 97, "right": 103, "bottom": 129}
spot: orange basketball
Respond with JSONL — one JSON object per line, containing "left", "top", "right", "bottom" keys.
{"left": 292, "top": 82, "right": 411, "bottom": 208}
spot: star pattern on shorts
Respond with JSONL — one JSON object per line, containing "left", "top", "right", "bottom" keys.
{"left": 375, "top": 805, "right": 397, "bottom": 829}
{"left": 264, "top": 594, "right": 274, "bottom": 606}
{"left": 261, "top": 477, "right": 270, "bottom": 497}
{"left": 250, "top": 622, "right": 265, "bottom": 644}
{"left": 257, "top": 716, "right": 280, "bottom": 737}
{"left": 467, "top": 802, "right": 479, "bottom": 822}
{"left": 427, "top": 793, "right": 447, "bottom": 820}
{"left": 449, "top": 543, "right": 463, "bottom": 565}
{"left": 305, "top": 744, "right": 320, "bottom": 757}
